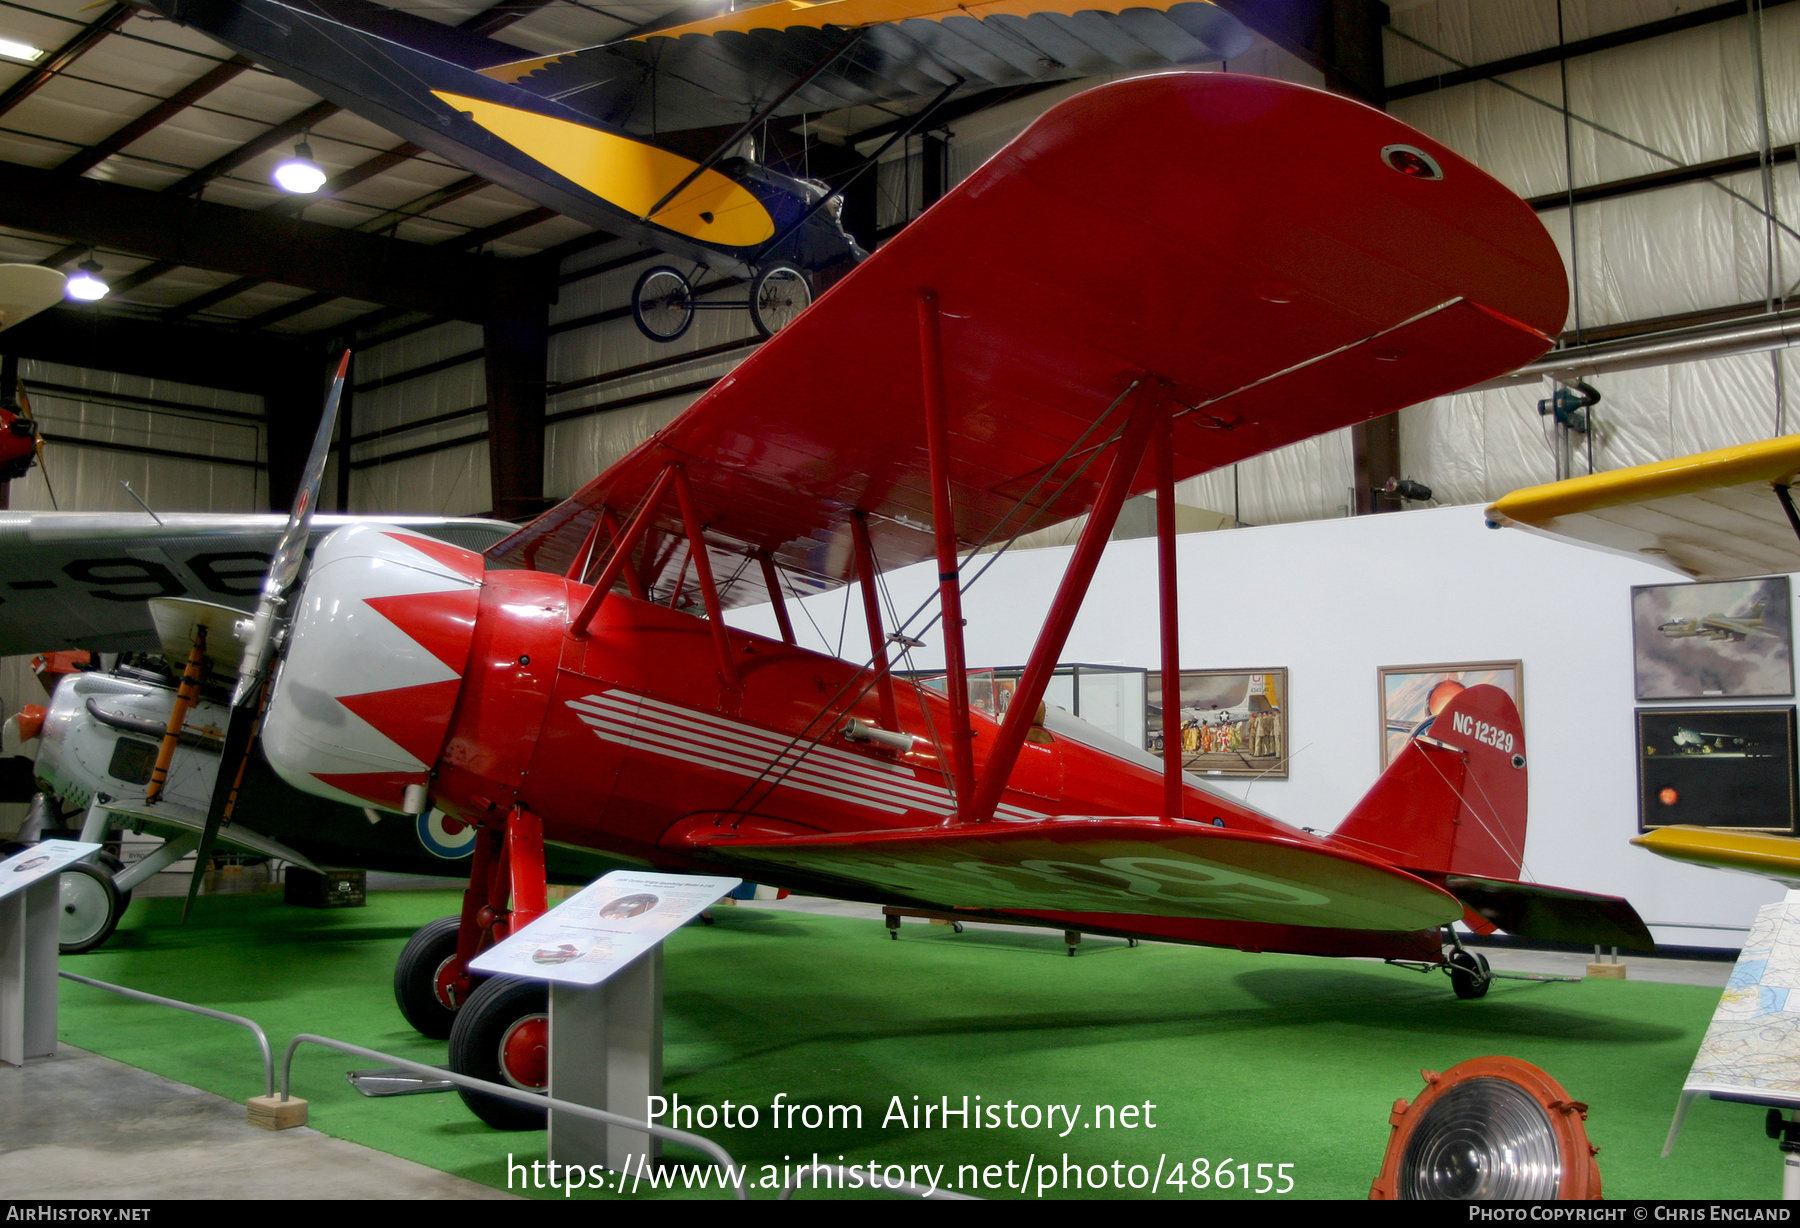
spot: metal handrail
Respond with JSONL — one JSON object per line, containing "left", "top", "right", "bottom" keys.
{"left": 779, "top": 1164, "right": 979, "bottom": 1201}
{"left": 58, "top": 970, "right": 273, "bottom": 1097}
{"left": 281, "top": 1034, "right": 748, "bottom": 1200}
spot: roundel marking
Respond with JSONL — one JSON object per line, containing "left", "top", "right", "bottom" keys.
{"left": 418, "top": 810, "right": 477, "bottom": 859}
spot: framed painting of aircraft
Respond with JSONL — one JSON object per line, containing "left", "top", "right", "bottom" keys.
{"left": 1148, "top": 669, "right": 1287, "bottom": 779}
{"left": 1632, "top": 576, "right": 1793, "bottom": 700}
{"left": 1637, "top": 706, "right": 1798, "bottom": 835}
{"left": 1379, "top": 661, "right": 1522, "bottom": 769}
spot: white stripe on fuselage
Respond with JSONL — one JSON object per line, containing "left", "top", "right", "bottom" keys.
{"left": 566, "top": 690, "right": 1049, "bottom": 822}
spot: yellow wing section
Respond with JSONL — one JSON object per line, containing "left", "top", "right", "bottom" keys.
{"left": 628, "top": 0, "right": 1222, "bottom": 40}
{"left": 432, "top": 92, "right": 775, "bottom": 245}
{"left": 1634, "top": 825, "right": 1800, "bottom": 889}
{"left": 1485, "top": 435, "right": 1800, "bottom": 580}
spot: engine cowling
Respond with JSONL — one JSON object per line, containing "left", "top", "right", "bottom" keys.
{"left": 262, "top": 525, "right": 483, "bottom": 813}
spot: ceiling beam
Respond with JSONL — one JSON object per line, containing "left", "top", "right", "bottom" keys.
{"left": 1387, "top": 0, "right": 1800, "bottom": 101}
{"left": 0, "top": 160, "right": 494, "bottom": 321}
{"left": 56, "top": 56, "right": 253, "bottom": 178}
{"left": 0, "top": 306, "right": 312, "bottom": 393}
{"left": 0, "top": 3, "right": 133, "bottom": 122}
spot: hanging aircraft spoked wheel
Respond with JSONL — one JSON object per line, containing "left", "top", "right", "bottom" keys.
{"left": 394, "top": 915, "right": 467, "bottom": 1039}
{"left": 632, "top": 266, "right": 695, "bottom": 342}
{"left": 58, "top": 860, "right": 123, "bottom": 954}
{"left": 1447, "top": 948, "right": 1492, "bottom": 1000}
{"left": 749, "top": 264, "right": 811, "bottom": 337}
{"left": 448, "top": 975, "right": 549, "bottom": 1130}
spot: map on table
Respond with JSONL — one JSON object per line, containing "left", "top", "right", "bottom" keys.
{"left": 470, "top": 869, "right": 740, "bottom": 987}
{"left": 1683, "top": 891, "right": 1800, "bottom": 1107}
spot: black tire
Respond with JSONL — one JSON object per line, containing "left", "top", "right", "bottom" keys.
{"left": 1448, "top": 949, "right": 1491, "bottom": 1000}
{"left": 749, "top": 264, "right": 811, "bottom": 337}
{"left": 96, "top": 851, "right": 131, "bottom": 909}
{"left": 394, "top": 915, "right": 466, "bottom": 1039}
{"left": 632, "top": 266, "right": 694, "bottom": 342}
{"left": 448, "top": 975, "right": 549, "bottom": 1130}
{"left": 58, "top": 861, "right": 123, "bottom": 954}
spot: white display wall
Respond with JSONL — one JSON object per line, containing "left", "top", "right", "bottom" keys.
{"left": 727, "top": 503, "right": 1784, "bottom": 952}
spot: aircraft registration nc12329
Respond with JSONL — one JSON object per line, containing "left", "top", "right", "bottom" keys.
{"left": 150, "top": 74, "right": 1653, "bottom": 1129}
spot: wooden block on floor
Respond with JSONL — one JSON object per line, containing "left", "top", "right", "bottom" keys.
{"left": 1586, "top": 962, "right": 1627, "bottom": 980}
{"left": 247, "top": 1095, "right": 309, "bottom": 1130}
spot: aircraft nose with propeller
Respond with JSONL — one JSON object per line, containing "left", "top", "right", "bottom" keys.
{"left": 144, "top": 74, "right": 1654, "bottom": 1131}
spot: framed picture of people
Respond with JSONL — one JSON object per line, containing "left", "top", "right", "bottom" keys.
{"left": 1378, "top": 661, "right": 1522, "bottom": 769}
{"left": 1631, "top": 576, "right": 1793, "bottom": 701}
{"left": 1147, "top": 669, "right": 1287, "bottom": 779}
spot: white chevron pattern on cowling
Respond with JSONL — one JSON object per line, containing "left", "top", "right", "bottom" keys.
{"left": 567, "top": 690, "right": 1050, "bottom": 823}
{"left": 266, "top": 526, "right": 479, "bottom": 776}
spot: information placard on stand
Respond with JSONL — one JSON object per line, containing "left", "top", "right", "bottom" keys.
{"left": 471, "top": 870, "right": 740, "bottom": 1173}
{"left": 1, "top": 840, "right": 101, "bottom": 1066}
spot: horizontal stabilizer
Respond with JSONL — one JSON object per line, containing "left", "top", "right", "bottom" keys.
{"left": 680, "top": 818, "right": 1463, "bottom": 931}
{"left": 1447, "top": 875, "right": 1656, "bottom": 952}
{"left": 95, "top": 799, "right": 321, "bottom": 872}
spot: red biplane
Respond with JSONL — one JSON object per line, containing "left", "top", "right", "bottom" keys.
{"left": 154, "top": 73, "right": 1653, "bottom": 1127}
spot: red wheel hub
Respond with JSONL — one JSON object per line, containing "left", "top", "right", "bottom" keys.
{"left": 432, "top": 956, "right": 465, "bottom": 1011}
{"left": 498, "top": 1014, "right": 549, "bottom": 1090}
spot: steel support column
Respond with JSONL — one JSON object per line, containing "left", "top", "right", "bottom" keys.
{"left": 485, "top": 264, "right": 552, "bottom": 521}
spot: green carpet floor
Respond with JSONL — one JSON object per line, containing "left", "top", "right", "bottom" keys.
{"left": 52, "top": 888, "right": 1772, "bottom": 1200}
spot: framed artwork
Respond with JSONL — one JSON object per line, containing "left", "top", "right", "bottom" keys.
{"left": 1146, "top": 669, "right": 1287, "bottom": 779}
{"left": 1637, "top": 706, "right": 1798, "bottom": 834}
{"left": 1631, "top": 576, "right": 1793, "bottom": 700}
{"left": 1379, "top": 661, "right": 1522, "bottom": 768}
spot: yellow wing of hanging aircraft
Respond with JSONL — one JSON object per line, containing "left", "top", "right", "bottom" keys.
{"left": 1489, "top": 436, "right": 1800, "bottom": 885}
{"left": 1485, "top": 434, "right": 1800, "bottom": 581}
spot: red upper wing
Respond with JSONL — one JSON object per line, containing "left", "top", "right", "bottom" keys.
{"left": 490, "top": 73, "right": 1567, "bottom": 602}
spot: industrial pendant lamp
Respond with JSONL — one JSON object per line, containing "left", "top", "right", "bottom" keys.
{"left": 273, "top": 135, "right": 327, "bottom": 194}
{"left": 64, "top": 258, "right": 109, "bottom": 302}
{"left": 1370, "top": 1057, "right": 1602, "bottom": 1200}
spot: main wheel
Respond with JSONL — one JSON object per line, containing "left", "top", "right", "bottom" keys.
{"left": 749, "top": 264, "right": 811, "bottom": 337}
{"left": 632, "top": 266, "right": 695, "bottom": 342}
{"left": 1448, "top": 949, "right": 1491, "bottom": 1000}
{"left": 448, "top": 975, "right": 549, "bottom": 1130}
{"left": 394, "top": 915, "right": 466, "bottom": 1039}
{"left": 58, "top": 861, "right": 123, "bottom": 954}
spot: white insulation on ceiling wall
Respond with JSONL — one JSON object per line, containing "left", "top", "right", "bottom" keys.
{"left": 346, "top": 319, "right": 490, "bottom": 516}
{"left": 7, "top": 359, "right": 263, "bottom": 514}
{"left": 1390, "top": 0, "right": 1800, "bottom": 505}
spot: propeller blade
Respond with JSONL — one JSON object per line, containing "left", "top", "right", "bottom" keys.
{"left": 233, "top": 350, "right": 350, "bottom": 707}
{"left": 181, "top": 684, "right": 265, "bottom": 922}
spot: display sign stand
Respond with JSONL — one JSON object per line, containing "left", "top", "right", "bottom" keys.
{"left": 470, "top": 869, "right": 738, "bottom": 1175}
{"left": 549, "top": 946, "right": 663, "bottom": 1172}
{"left": 0, "top": 840, "right": 102, "bottom": 1066}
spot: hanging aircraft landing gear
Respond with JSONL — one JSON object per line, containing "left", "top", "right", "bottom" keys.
{"left": 57, "top": 858, "right": 125, "bottom": 954}
{"left": 631, "top": 266, "right": 696, "bottom": 342}
{"left": 448, "top": 975, "right": 549, "bottom": 1130}
{"left": 749, "top": 264, "right": 811, "bottom": 337}
{"left": 394, "top": 915, "right": 467, "bottom": 1039}
{"left": 1447, "top": 947, "right": 1492, "bottom": 1000}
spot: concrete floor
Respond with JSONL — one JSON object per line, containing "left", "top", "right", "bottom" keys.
{"left": 0, "top": 1044, "right": 517, "bottom": 1200}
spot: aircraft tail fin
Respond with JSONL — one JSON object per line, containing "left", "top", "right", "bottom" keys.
{"left": 1331, "top": 684, "right": 1528, "bottom": 881}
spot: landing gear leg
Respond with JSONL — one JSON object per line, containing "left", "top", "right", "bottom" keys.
{"left": 394, "top": 823, "right": 503, "bottom": 1038}
{"left": 1443, "top": 929, "right": 1491, "bottom": 1000}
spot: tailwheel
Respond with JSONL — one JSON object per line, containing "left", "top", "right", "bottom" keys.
{"left": 448, "top": 975, "right": 549, "bottom": 1130}
{"left": 1447, "top": 948, "right": 1492, "bottom": 1000}
{"left": 394, "top": 915, "right": 467, "bottom": 1039}
{"left": 58, "top": 860, "right": 124, "bottom": 954}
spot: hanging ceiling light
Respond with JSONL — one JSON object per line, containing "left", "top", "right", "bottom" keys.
{"left": 0, "top": 36, "right": 43, "bottom": 61}
{"left": 64, "top": 259, "right": 109, "bottom": 303}
{"left": 1369, "top": 1057, "right": 1602, "bottom": 1200}
{"left": 272, "top": 137, "right": 327, "bottom": 195}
